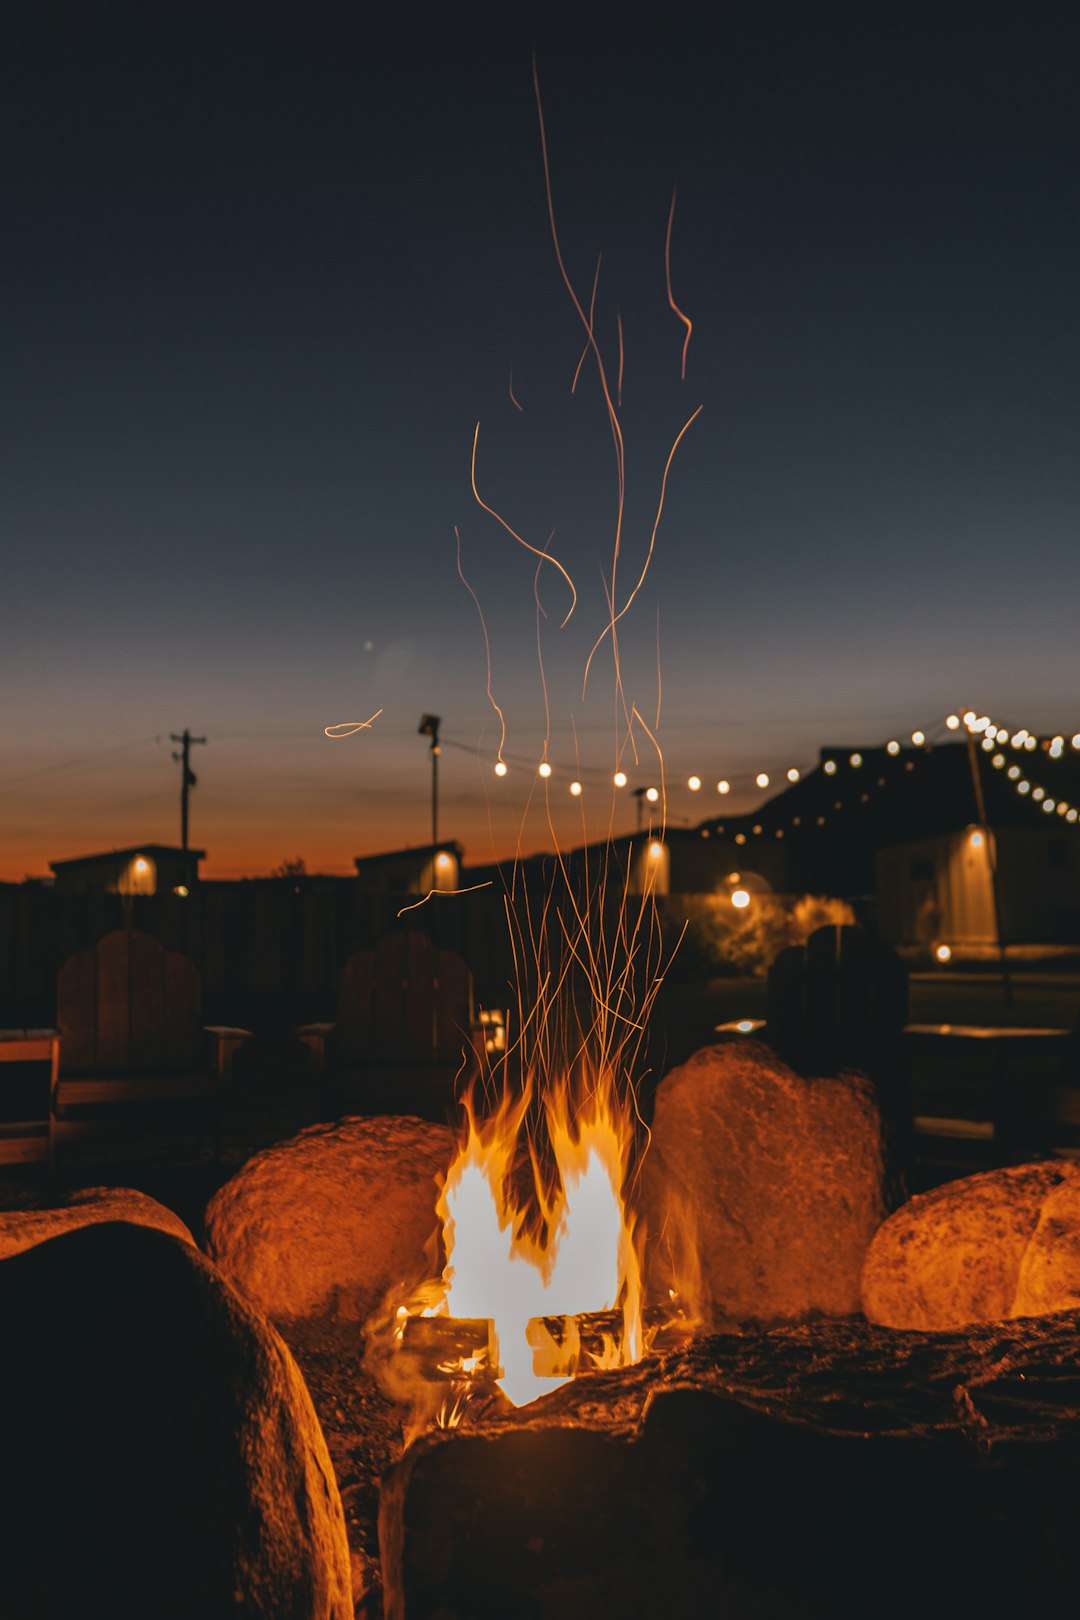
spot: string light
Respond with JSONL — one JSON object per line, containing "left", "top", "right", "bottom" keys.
{"left": 484, "top": 709, "right": 1078, "bottom": 834}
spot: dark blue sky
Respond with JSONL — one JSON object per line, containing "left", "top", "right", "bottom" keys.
{"left": 3, "top": 4, "right": 1078, "bottom": 876}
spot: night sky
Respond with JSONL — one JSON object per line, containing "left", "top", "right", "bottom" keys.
{"left": 4, "top": 4, "right": 1078, "bottom": 878}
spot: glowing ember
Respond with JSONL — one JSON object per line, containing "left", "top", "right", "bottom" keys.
{"left": 430, "top": 1079, "right": 642, "bottom": 1408}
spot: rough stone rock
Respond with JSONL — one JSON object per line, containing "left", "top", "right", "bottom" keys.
{"left": 1014, "top": 1171, "right": 1080, "bottom": 1316}
{"left": 640, "top": 1040, "right": 885, "bottom": 1324}
{"left": 205, "top": 1114, "right": 454, "bottom": 1324}
{"left": 0, "top": 1220, "right": 352, "bottom": 1620}
{"left": 862, "top": 1160, "right": 1080, "bottom": 1330}
{"left": 0, "top": 1184, "right": 193, "bottom": 1260}
{"left": 379, "top": 1323, "right": 1080, "bottom": 1620}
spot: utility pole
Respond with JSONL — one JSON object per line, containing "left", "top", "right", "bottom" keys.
{"left": 418, "top": 715, "right": 441, "bottom": 847}
{"left": 170, "top": 729, "right": 207, "bottom": 851}
{"left": 632, "top": 786, "right": 648, "bottom": 833}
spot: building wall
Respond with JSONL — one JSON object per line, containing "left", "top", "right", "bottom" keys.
{"left": 877, "top": 825, "right": 1080, "bottom": 946}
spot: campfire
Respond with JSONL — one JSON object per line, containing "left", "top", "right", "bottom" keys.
{"left": 378, "top": 1062, "right": 695, "bottom": 1423}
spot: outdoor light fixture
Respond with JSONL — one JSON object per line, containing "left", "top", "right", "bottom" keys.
{"left": 731, "top": 888, "right": 750, "bottom": 909}
{"left": 787, "top": 767, "right": 800, "bottom": 781}
{"left": 538, "top": 761, "right": 552, "bottom": 778}
{"left": 911, "top": 730, "right": 925, "bottom": 745}
{"left": 649, "top": 841, "right": 663, "bottom": 859}
{"left": 849, "top": 753, "right": 862, "bottom": 767}
{"left": 613, "top": 771, "right": 627, "bottom": 787}
{"left": 494, "top": 761, "right": 508, "bottom": 777}
{"left": 569, "top": 780, "right": 582, "bottom": 796}
{"left": 969, "top": 829, "right": 985, "bottom": 848}
{"left": 687, "top": 775, "right": 701, "bottom": 791}
{"left": 886, "top": 740, "right": 900, "bottom": 755}
{"left": 755, "top": 772, "right": 769, "bottom": 788}
{"left": 946, "top": 714, "right": 960, "bottom": 729}
{"left": 717, "top": 780, "right": 730, "bottom": 794}
{"left": 935, "top": 944, "right": 952, "bottom": 963}
{"left": 646, "top": 786, "right": 659, "bottom": 803}
{"left": 134, "top": 857, "right": 149, "bottom": 874}
{"left": 824, "top": 760, "right": 838, "bottom": 775}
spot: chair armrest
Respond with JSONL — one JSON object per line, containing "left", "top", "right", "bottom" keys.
{"left": 204, "top": 1026, "right": 252, "bottom": 1081}
{"left": 296, "top": 1022, "right": 335, "bottom": 1075}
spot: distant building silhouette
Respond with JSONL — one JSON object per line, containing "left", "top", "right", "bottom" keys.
{"left": 49, "top": 845, "right": 203, "bottom": 897}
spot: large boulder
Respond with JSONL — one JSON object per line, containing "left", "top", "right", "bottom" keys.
{"left": 0, "top": 1220, "right": 352, "bottom": 1619}
{"left": 0, "top": 1184, "right": 193, "bottom": 1259}
{"left": 205, "top": 1114, "right": 454, "bottom": 1324}
{"left": 1014, "top": 1171, "right": 1080, "bottom": 1316}
{"left": 640, "top": 1040, "right": 885, "bottom": 1324}
{"left": 863, "top": 1161, "right": 1080, "bottom": 1330}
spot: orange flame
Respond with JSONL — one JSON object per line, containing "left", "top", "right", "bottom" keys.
{"left": 435, "top": 1072, "right": 643, "bottom": 1407}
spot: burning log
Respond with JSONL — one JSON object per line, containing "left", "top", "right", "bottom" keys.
{"left": 397, "top": 1301, "right": 697, "bottom": 1389}
{"left": 526, "top": 1303, "right": 696, "bottom": 1373}
{"left": 398, "top": 1314, "right": 499, "bottom": 1382}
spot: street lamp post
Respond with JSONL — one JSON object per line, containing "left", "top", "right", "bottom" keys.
{"left": 418, "top": 714, "right": 441, "bottom": 848}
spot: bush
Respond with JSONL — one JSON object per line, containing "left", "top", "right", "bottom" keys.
{"left": 663, "top": 893, "right": 855, "bottom": 980}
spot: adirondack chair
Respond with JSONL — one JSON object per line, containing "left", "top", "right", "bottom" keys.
{"left": 297, "top": 929, "right": 481, "bottom": 1116}
{"left": 766, "top": 923, "right": 910, "bottom": 1200}
{"left": 54, "top": 930, "right": 249, "bottom": 1162}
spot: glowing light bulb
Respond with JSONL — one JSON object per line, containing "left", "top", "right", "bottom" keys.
{"left": 911, "top": 730, "right": 926, "bottom": 746}
{"left": 963, "top": 711, "right": 976, "bottom": 727}
{"left": 1043, "top": 799, "right": 1056, "bottom": 813}
{"left": 688, "top": 775, "right": 701, "bottom": 791}
{"left": 981, "top": 737, "right": 995, "bottom": 752}
{"left": 1033, "top": 787, "right": 1045, "bottom": 802}
{"left": 613, "top": 771, "right": 627, "bottom": 788}
{"left": 646, "top": 786, "right": 659, "bottom": 803}
{"left": 946, "top": 715, "right": 960, "bottom": 730}
{"left": 969, "top": 830, "right": 984, "bottom": 848}
{"left": 538, "top": 761, "right": 552, "bottom": 778}
{"left": 569, "top": 779, "right": 582, "bottom": 796}
{"left": 886, "top": 740, "right": 900, "bottom": 756}
{"left": 849, "top": 753, "right": 862, "bottom": 768}
{"left": 935, "top": 944, "right": 952, "bottom": 963}
{"left": 649, "top": 840, "right": 663, "bottom": 859}
{"left": 1068, "top": 809, "right": 1078, "bottom": 823}
{"left": 1072, "top": 736, "right": 1080, "bottom": 750}
{"left": 992, "top": 754, "right": 1005, "bottom": 768}
{"left": 717, "top": 780, "right": 730, "bottom": 794}
{"left": 731, "top": 888, "right": 750, "bottom": 909}
{"left": 823, "top": 760, "right": 837, "bottom": 775}
{"left": 1018, "top": 781, "right": 1030, "bottom": 794}
{"left": 1026, "top": 736, "right": 1037, "bottom": 750}
{"left": 787, "top": 767, "right": 800, "bottom": 782}
{"left": 755, "top": 772, "right": 769, "bottom": 788}
{"left": 494, "top": 760, "right": 508, "bottom": 777}
{"left": 1007, "top": 765, "right": 1020, "bottom": 780}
